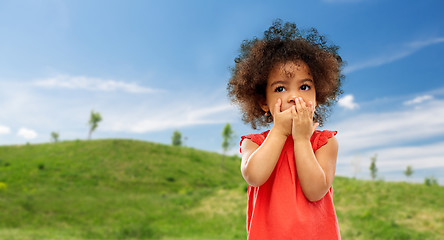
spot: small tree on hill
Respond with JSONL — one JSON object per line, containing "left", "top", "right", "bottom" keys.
{"left": 172, "top": 130, "right": 182, "bottom": 146}
{"left": 424, "top": 176, "right": 438, "bottom": 186}
{"left": 88, "top": 110, "right": 102, "bottom": 140}
{"left": 369, "top": 154, "right": 377, "bottom": 180}
{"left": 404, "top": 165, "right": 413, "bottom": 181}
{"left": 51, "top": 131, "right": 59, "bottom": 143}
{"left": 221, "top": 123, "right": 234, "bottom": 168}
{"left": 222, "top": 123, "right": 234, "bottom": 154}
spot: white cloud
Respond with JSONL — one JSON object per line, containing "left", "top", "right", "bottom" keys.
{"left": 0, "top": 79, "right": 237, "bottom": 146}
{"left": 34, "top": 75, "right": 160, "bottom": 93}
{"left": 0, "top": 125, "right": 11, "bottom": 135}
{"left": 17, "top": 128, "right": 38, "bottom": 139}
{"left": 338, "top": 94, "right": 359, "bottom": 110}
{"left": 333, "top": 95, "right": 444, "bottom": 182}
{"left": 407, "top": 37, "right": 444, "bottom": 48}
{"left": 188, "top": 104, "right": 234, "bottom": 121}
{"left": 335, "top": 141, "right": 444, "bottom": 184}
{"left": 376, "top": 142, "right": 444, "bottom": 170}
{"left": 338, "top": 142, "right": 444, "bottom": 172}
{"left": 107, "top": 104, "right": 235, "bottom": 133}
{"left": 403, "top": 95, "right": 434, "bottom": 105}
{"left": 332, "top": 99, "right": 444, "bottom": 155}
{"left": 344, "top": 37, "right": 444, "bottom": 74}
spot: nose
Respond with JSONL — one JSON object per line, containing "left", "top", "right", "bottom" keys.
{"left": 287, "top": 93, "right": 299, "bottom": 104}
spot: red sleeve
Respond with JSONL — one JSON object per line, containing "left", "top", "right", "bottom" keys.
{"left": 311, "top": 130, "right": 337, "bottom": 152}
{"left": 239, "top": 131, "right": 269, "bottom": 153}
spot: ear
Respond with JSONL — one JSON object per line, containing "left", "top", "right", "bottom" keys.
{"left": 258, "top": 98, "right": 269, "bottom": 113}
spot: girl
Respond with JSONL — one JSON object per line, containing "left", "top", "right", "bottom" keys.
{"left": 227, "top": 20, "right": 344, "bottom": 239}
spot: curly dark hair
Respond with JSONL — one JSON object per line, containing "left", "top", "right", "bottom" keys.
{"left": 227, "top": 19, "right": 344, "bottom": 129}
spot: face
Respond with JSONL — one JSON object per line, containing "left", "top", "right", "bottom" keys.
{"left": 260, "top": 60, "right": 316, "bottom": 116}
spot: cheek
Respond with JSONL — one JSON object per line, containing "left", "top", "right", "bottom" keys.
{"left": 268, "top": 101, "right": 278, "bottom": 114}
{"left": 309, "top": 92, "right": 317, "bottom": 106}
{"left": 302, "top": 95, "right": 316, "bottom": 106}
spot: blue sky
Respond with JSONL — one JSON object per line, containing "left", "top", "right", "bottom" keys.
{"left": 1, "top": 0, "right": 443, "bottom": 184}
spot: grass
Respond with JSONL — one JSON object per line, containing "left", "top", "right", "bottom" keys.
{"left": 334, "top": 178, "right": 444, "bottom": 239}
{"left": 0, "top": 139, "right": 443, "bottom": 239}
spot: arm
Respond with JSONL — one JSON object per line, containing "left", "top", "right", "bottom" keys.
{"left": 241, "top": 128, "right": 287, "bottom": 187}
{"left": 293, "top": 137, "right": 338, "bottom": 202}
{"left": 291, "top": 97, "right": 338, "bottom": 202}
{"left": 240, "top": 98, "right": 292, "bottom": 187}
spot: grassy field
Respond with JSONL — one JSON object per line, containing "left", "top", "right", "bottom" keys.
{"left": 0, "top": 139, "right": 443, "bottom": 239}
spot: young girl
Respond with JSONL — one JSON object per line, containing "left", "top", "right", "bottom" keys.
{"left": 227, "top": 20, "right": 344, "bottom": 239}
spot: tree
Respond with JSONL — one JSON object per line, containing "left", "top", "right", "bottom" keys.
{"left": 171, "top": 130, "right": 182, "bottom": 146}
{"left": 424, "top": 176, "right": 438, "bottom": 186}
{"left": 404, "top": 165, "right": 413, "bottom": 180}
{"left": 369, "top": 154, "right": 377, "bottom": 180}
{"left": 50, "top": 131, "right": 59, "bottom": 143}
{"left": 221, "top": 123, "right": 234, "bottom": 167}
{"left": 88, "top": 110, "right": 102, "bottom": 140}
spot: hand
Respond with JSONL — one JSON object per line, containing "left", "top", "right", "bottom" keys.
{"left": 271, "top": 98, "right": 293, "bottom": 137}
{"left": 291, "top": 97, "right": 319, "bottom": 141}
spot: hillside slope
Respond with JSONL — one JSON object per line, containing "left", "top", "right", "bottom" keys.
{"left": 0, "top": 139, "right": 246, "bottom": 239}
{"left": 0, "top": 139, "right": 443, "bottom": 239}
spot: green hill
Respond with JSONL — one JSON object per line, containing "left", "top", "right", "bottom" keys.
{"left": 0, "top": 139, "right": 443, "bottom": 239}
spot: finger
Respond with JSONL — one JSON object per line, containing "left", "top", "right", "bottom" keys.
{"left": 295, "top": 97, "right": 303, "bottom": 114}
{"left": 308, "top": 101, "right": 314, "bottom": 111}
{"left": 289, "top": 105, "right": 297, "bottom": 120}
{"left": 312, "top": 122, "right": 320, "bottom": 133}
{"left": 306, "top": 101, "right": 312, "bottom": 110}
{"left": 282, "top": 106, "right": 293, "bottom": 114}
{"left": 300, "top": 98, "right": 309, "bottom": 116}
{"left": 274, "top": 98, "right": 282, "bottom": 115}
{"left": 300, "top": 97, "right": 307, "bottom": 109}
{"left": 307, "top": 101, "right": 315, "bottom": 116}
{"left": 297, "top": 97, "right": 309, "bottom": 118}
{"left": 313, "top": 122, "right": 319, "bottom": 129}
{"left": 291, "top": 105, "right": 296, "bottom": 115}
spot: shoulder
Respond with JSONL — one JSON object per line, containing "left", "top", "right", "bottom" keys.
{"left": 240, "top": 130, "right": 270, "bottom": 149}
{"left": 240, "top": 130, "right": 270, "bottom": 154}
{"left": 311, "top": 130, "right": 338, "bottom": 152}
{"left": 320, "top": 135, "right": 338, "bottom": 153}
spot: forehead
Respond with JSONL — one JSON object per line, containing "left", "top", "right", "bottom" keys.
{"left": 268, "top": 60, "right": 312, "bottom": 80}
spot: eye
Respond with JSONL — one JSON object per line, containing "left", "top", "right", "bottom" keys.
{"left": 274, "top": 86, "right": 286, "bottom": 92}
{"left": 300, "top": 84, "right": 311, "bottom": 91}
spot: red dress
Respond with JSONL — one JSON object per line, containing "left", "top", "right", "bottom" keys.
{"left": 240, "top": 130, "right": 340, "bottom": 240}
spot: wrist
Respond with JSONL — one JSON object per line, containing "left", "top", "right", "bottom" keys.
{"left": 292, "top": 134, "right": 311, "bottom": 142}
{"left": 270, "top": 126, "right": 290, "bottom": 141}
{"left": 293, "top": 139, "right": 312, "bottom": 153}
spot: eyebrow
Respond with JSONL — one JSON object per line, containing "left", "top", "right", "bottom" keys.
{"left": 301, "top": 78, "right": 314, "bottom": 84}
{"left": 270, "top": 80, "right": 288, "bottom": 87}
{"left": 270, "top": 78, "right": 314, "bottom": 87}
